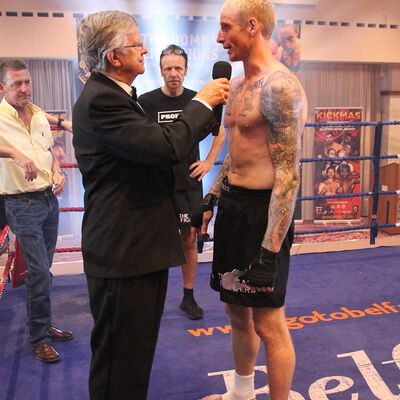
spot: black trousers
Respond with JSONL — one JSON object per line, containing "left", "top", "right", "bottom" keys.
{"left": 86, "top": 269, "right": 169, "bottom": 400}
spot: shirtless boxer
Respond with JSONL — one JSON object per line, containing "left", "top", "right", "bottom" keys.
{"left": 199, "top": 1, "right": 307, "bottom": 399}
{"left": 338, "top": 164, "right": 359, "bottom": 194}
{"left": 277, "top": 24, "right": 301, "bottom": 78}
{"left": 318, "top": 166, "right": 341, "bottom": 196}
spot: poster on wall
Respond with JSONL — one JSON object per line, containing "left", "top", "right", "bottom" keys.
{"left": 314, "top": 107, "right": 362, "bottom": 221}
{"left": 271, "top": 22, "right": 301, "bottom": 79}
{"left": 46, "top": 110, "right": 71, "bottom": 235}
{"left": 46, "top": 111, "right": 68, "bottom": 165}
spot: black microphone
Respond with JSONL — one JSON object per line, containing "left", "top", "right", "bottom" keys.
{"left": 211, "top": 61, "right": 232, "bottom": 136}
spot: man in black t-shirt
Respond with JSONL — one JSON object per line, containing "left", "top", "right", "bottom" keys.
{"left": 138, "top": 44, "right": 226, "bottom": 319}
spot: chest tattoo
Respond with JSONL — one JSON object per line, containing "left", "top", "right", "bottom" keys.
{"left": 227, "top": 77, "right": 266, "bottom": 119}
{"left": 225, "top": 80, "right": 243, "bottom": 117}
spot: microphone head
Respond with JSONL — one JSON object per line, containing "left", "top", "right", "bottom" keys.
{"left": 212, "top": 61, "right": 232, "bottom": 80}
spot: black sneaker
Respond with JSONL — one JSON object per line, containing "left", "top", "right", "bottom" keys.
{"left": 180, "top": 298, "right": 204, "bottom": 320}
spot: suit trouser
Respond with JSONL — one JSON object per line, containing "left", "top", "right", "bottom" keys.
{"left": 86, "top": 269, "right": 169, "bottom": 400}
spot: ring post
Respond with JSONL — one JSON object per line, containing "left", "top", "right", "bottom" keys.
{"left": 370, "top": 122, "right": 383, "bottom": 244}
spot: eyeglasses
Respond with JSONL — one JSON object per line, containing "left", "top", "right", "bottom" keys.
{"left": 124, "top": 42, "right": 144, "bottom": 50}
{"left": 161, "top": 48, "right": 185, "bottom": 56}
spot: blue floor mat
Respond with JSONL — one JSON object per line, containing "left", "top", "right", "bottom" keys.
{"left": 0, "top": 246, "right": 399, "bottom": 400}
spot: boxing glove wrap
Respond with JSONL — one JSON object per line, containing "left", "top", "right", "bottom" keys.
{"left": 243, "top": 247, "right": 277, "bottom": 288}
{"left": 191, "top": 193, "right": 218, "bottom": 228}
{"left": 202, "top": 193, "right": 218, "bottom": 212}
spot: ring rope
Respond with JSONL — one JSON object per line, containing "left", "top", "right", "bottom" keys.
{"left": 0, "top": 225, "right": 9, "bottom": 253}
{"left": 298, "top": 190, "right": 400, "bottom": 201}
{"left": 296, "top": 223, "right": 400, "bottom": 236}
{"left": 216, "top": 154, "right": 400, "bottom": 165}
{"left": 0, "top": 226, "right": 14, "bottom": 299}
{"left": 306, "top": 121, "right": 400, "bottom": 127}
{"left": 55, "top": 120, "right": 400, "bottom": 252}
{"left": 59, "top": 163, "right": 78, "bottom": 168}
{"left": 0, "top": 253, "right": 14, "bottom": 299}
{"left": 54, "top": 247, "right": 82, "bottom": 253}
{"left": 301, "top": 154, "right": 400, "bottom": 163}
{"left": 199, "top": 221, "right": 400, "bottom": 242}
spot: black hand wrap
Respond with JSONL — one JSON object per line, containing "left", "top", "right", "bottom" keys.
{"left": 202, "top": 193, "right": 218, "bottom": 212}
{"left": 243, "top": 247, "right": 277, "bottom": 288}
{"left": 191, "top": 193, "right": 218, "bottom": 228}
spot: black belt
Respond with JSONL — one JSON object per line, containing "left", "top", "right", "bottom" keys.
{"left": 5, "top": 187, "right": 53, "bottom": 199}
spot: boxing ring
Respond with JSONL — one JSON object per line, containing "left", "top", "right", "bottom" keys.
{"left": 1, "top": 120, "right": 400, "bottom": 400}
{"left": 0, "top": 120, "right": 399, "bottom": 295}
{"left": 297, "top": 120, "right": 400, "bottom": 244}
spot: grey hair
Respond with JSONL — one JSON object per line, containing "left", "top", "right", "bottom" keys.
{"left": 78, "top": 10, "right": 138, "bottom": 73}
{"left": 0, "top": 59, "right": 28, "bottom": 84}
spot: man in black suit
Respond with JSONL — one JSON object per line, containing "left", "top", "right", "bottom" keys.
{"left": 72, "top": 10, "right": 229, "bottom": 400}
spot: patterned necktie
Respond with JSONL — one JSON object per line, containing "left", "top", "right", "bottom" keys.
{"left": 131, "top": 86, "right": 137, "bottom": 101}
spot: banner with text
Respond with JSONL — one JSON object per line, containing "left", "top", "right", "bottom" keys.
{"left": 314, "top": 107, "right": 362, "bottom": 221}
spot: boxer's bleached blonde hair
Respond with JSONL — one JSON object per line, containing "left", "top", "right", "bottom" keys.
{"left": 79, "top": 10, "right": 138, "bottom": 72}
{"left": 224, "top": 0, "right": 275, "bottom": 39}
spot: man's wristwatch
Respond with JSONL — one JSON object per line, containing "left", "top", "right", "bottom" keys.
{"left": 57, "top": 117, "right": 64, "bottom": 129}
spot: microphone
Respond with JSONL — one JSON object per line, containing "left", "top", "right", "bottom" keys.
{"left": 211, "top": 61, "right": 232, "bottom": 136}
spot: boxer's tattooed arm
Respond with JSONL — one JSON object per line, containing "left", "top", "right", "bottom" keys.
{"left": 209, "top": 154, "right": 231, "bottom": 198}
{"left": 260, "top": 71, "right": 303, "bottom": 253}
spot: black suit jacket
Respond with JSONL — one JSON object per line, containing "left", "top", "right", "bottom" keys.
{"left": 72, "top": 72, "right": 217, "bottom": 278}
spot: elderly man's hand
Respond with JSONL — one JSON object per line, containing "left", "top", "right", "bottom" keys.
{"left": 52, "top": 171, "right": 66, "bottom": 195}
{"left": 195, "top": 78, "right": 230, "bottom": 108}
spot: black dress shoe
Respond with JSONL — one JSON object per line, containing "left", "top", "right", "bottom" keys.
{"left": 180, "top": 298, "right": 204, "bottom": 320}
{"left": 49, "top": 326, "right": 73, "bottom": 342}
{"left": 33, "top": 343, "right": 60, "bottom": 363}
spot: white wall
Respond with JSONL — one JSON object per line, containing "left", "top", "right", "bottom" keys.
{"left": 0, "top": 14, "right": 77, "bottom": 58}
{"left": 301, "top": 26, "right": 400, "bottom": 63}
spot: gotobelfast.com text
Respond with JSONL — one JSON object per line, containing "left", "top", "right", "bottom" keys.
{"left": 187, "top": 301, "right": 399, "bottom": 336}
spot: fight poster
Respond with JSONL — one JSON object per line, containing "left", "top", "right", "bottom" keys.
{"left": 46, "top": 110, "right": 71, "bottom": 235}
{"left": 270, "top": 22, "right": 301, "bottom": 79}
{"left": 314, "top": 107, "right": 362, "bottom": 221}
{"left": 46, "top": 110, "right": 68, "bottom": 165}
